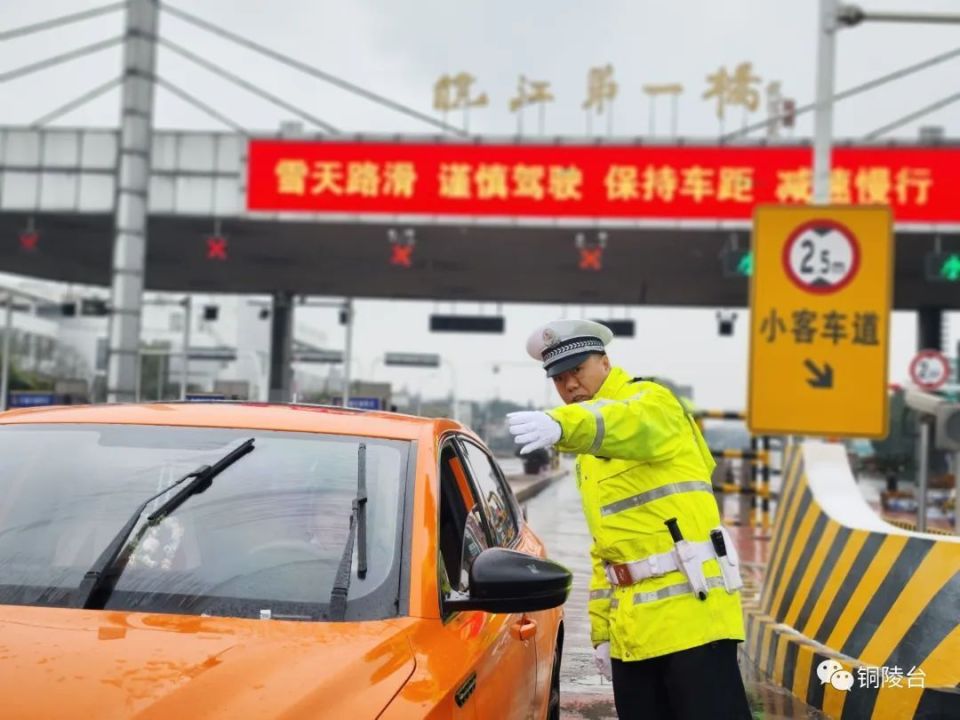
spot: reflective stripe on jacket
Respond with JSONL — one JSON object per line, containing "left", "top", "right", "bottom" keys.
{"left": 547, "top": 366, "right": 745, "bottom": 661}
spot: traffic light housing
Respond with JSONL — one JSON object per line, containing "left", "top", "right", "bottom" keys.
{"left": 925, "top": 252, "right": 960, "bottom": 282}
{"left": 722, "top": 249, "right": 753, "bottom": 278}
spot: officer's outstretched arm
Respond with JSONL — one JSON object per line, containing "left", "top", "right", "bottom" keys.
{"left": 588, "top": 542, "right": 612, "bottom": 647}
{"left": 548, "top": 382, "right": 685, "bottom": 462}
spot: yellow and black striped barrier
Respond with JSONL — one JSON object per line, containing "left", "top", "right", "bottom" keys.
{"left": 760, "top": 435, "right": 772, "bottom": 534}
{"left": 709, "top": 443, "right": 778, "bottom": 529}
{"left": 711, "top": 482, "right": 777, "bottom": 499}
{"left": 711, "top": 449, "right": 771, "bottom": 462}
{"left": 696, "top": 409, "right": 784, "bottom": 531}
{"left": 742, "top": 442, "right": 960, "bottom": 719}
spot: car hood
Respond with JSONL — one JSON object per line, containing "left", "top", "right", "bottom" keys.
{"left": 0, "top": 605, "right": 417, "bottom": 720}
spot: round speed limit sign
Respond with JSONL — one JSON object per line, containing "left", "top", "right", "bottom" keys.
{"left": 909, "top": 350, "right": 950, "bottom": 391}
{"left": 783, "top": 220, "right": 861, "bottom": 294}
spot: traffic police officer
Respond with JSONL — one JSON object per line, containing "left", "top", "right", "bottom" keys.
{"left": 508, "top": 320, "right": 751, "bottom": 719}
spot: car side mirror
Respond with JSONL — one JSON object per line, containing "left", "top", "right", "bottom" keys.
{"left": 444, "top": 547, "right": 572, "bottom": 614}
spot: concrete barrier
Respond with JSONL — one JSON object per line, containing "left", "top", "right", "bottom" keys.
{"left": 742, "top": 441, "right": 960, "bottom": 719}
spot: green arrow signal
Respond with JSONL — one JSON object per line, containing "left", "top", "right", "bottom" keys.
{"left": 737, "top": 251, "right": 754, "bottom": 277}
{"left": 940, "top": 254, "right": 960, "bottom": 282}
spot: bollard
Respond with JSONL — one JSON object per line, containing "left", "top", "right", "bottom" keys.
{"left": 698, "top": 411, "right": 785, "bottom": 527}
{"left": 760, "top": 436, "right": 772, "bottom": 536}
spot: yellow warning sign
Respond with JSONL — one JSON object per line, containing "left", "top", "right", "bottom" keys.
{"left": 748, "top": 205, "right": 892, "bottom": 438}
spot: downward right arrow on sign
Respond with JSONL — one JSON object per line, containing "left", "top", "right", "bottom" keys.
{"left": 804, "top": 359, "right": 834, "bottom": 389}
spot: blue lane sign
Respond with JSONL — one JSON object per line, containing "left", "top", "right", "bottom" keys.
{"left": 8, "top": 392, "right": 58, "bottom": 408}
{"left": 333, "top": 397, "right": 382, "bottom": 410}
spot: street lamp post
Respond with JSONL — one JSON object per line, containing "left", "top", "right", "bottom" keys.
{"left": 837, "top": 6, "right": 960, "bottom": 25}
{"left": 292, "top": 297, "right": 355, "bottom": 407}
{"left": 442, "top": 358, "right": 459, "bottom": 422}
{"left": 821, "top": 4, "right": 960, "bottom": 359}
{"left": 1, "top": 295, "right": 12, "bottom": 411}
{"left": 180, "top": 295, "right": 191, "bottom": 400}
{"left": 343, "top": 298, "right": 354, "bottom": 407}
{"left": 813, "top": 0, "right": 839, "bottom": 204}
{"left": 815, "top": 3, "right": 960, "bottom": 202}
{"left": 367, "top": 354, "right": 384, "bottom": 382}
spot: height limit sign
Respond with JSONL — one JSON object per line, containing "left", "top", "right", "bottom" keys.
{"left": 748, "top": 206, "right": 893, "bottom": 438}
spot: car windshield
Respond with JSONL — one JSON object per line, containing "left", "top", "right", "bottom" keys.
{"left": 0, "top": 424, "right": 409, "bottom": 622}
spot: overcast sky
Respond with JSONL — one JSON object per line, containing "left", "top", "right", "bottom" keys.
{"left": 3, "top": 0, "right": 960, "bottom": 137}
{"left": 1, "top": 1, "right": 958, "bottom": 409}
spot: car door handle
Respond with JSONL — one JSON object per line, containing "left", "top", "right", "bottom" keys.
{"left": 511, "top": 616, "right": 537, "bottom": 642}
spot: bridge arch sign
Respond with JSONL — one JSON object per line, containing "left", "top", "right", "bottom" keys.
{"left": 748, "top": 206, "right": 893, "bottom": 438}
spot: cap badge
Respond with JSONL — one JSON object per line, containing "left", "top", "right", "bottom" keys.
{"left": 542, "top": 328, "right": 557, "bottom": 345}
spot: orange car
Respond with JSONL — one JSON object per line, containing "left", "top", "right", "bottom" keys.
{"left": 0, "top": 403, "right": 571, "bottom": 719}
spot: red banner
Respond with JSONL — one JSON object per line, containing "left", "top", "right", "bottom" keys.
{"left": 246, "top": 140, "right": 960, "bottom": 222}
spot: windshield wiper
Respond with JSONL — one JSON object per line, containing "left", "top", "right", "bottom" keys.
{"left": 329, "top": 442, "right": 368, "bottom": 621}
{"left": 76, "top": 438, "right": 255, "bottom": 610}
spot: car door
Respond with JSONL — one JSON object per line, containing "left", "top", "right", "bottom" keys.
{"left": 437, "top": 440, "right": 538, "bottom": 720}
{"left": 455, "top": 438, "right": 540, "bottom": 720}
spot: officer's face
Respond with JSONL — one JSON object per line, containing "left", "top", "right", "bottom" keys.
{"left": 552, "top": 353, "right": 611, "bottom": 404}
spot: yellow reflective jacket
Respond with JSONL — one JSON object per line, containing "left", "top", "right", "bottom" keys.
{"left": 547, "top": 366, "right": 745, "bottom": 661}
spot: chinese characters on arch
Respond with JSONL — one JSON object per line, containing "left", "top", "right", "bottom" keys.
{"left": 430, "top": 62, "right": 794, "bottom": 135}
{"left": 248, "top": 141, "right": 960, "bottom": 223}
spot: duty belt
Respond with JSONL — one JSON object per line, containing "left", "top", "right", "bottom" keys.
{"left": 604, "top": 525, "right": 743, "bottom": 597}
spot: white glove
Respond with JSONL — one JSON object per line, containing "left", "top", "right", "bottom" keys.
{"left": 507, "top": 411, "right": 561, "bottom": 455}
{"left": 594, "top": 642, "right": 612, "bottom": 681}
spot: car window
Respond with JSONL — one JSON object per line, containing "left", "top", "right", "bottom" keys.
{"left": 459, "top": 439, "right": 519, "bottom": 547}
{"left": 438, "top": 443, "right": 489, "bottom": 596}
{"left": 0, "top": 424, "right": 409, "bottom": 622}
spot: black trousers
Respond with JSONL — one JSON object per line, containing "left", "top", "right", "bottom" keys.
{"left": 611, "top": 640, "right": 752, "bottom": 719}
